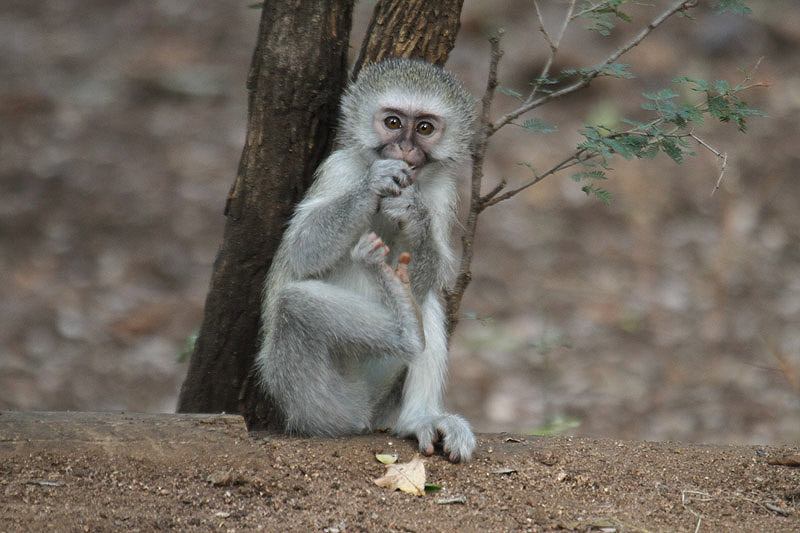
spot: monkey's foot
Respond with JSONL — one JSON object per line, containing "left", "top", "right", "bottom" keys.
{"left": 394, "top": 252, "right": 411, "bottom": 284}
{"left": 411, "top": 413, "right": 476, "bottom": 463}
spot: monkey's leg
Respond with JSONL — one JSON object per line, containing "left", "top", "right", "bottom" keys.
{"left": 265, "top": 282, "right": 407, "bottom": 436}
{"left": 391, "top": 296, "right": 477, "bottom": 463}
{"left": 351, "top": 232, "right": 425, "bottom": 353}
{"left": 263, "top": 235, "right": 425, "bottom": 438}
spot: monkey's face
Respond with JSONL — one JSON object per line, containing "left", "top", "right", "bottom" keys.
{"left": 339, "top": 58, "right": 476, "bottom": 170}
{"left": 373, "top": 107, "right": 446, "bottom": 171}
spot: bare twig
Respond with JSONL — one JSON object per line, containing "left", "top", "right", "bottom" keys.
{"left": 682, "top": 489, "right": 712, "bottom": 533}
{"left": 483, "top": 152, "right": 586, "bottom": 208}
{"left": 491, "top": 0, "right": 699, "bottom": 133}
{"left": 445, "top": 31, "right": 504, "bottom": 335}
{"left": 529, "top": 0, "right": 576, "bottom": 102}
{"left": 690, "top": 133, "right": 728, "bottom": 196}
{"left": 761, "top": 334, "right": 800, "bottom": 395}
{"left": 481, "top": 178, "right": 509, "bottom": 204}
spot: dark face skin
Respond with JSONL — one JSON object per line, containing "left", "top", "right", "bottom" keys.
{"left": 374, "top": 108, "right": 445, "bottom": 173}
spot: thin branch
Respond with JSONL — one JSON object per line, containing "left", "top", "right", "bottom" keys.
{"left": 528, "top": 0, "right": 576, "bottom": 104}
{"left": 491, "top": 0, "right": 699, "bottom": 134}
{"left": 445, "top": 31, "right": 504, "bottom": 335}
{"left": 483, "top": 153, "right": 585, "bottom": 208}
{"left": 691, "top": 132, "right": 728, "bottom": 196}
{"left": 533, "top": 0, "right": 575, "bottom": 52}
{"left": 533, "top": 0, "right": 557, "bottom": 51}
{"left": 480, "top": 178, "right": 508, "bottom": 205}
{"left": 571, "top": 1, "right": 623, "bottom": 21}
{"left": 447, "top": 0, "right": 705, "bottom": 334}
{"left": 486, "top": 75, "right": 760, "bottom": 207}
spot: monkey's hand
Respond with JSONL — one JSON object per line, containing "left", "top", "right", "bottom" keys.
{"left": 411, "top": 413, "right": 476, "bottom": 463}
{"left": 379, "top": 185, "right": 427, "bottom": 236}
{"left": 368, "top": 158, "right": 414, "bottom": 198}
{"left": 351, "top": 231, "right": 390, "bottom": 267}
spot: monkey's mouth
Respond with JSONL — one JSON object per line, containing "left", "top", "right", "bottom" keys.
{"left": 407, "top": 164, "right": 421, "bottom": 183}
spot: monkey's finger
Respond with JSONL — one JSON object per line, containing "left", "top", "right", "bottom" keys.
{"left": 395, "top": 253, "right": 411, "bottom": 284}
{"left": 415, "top": 424, "right": 437, "bottom": 457}
{"left": 370, "top": 236, "right": 390, "bottom": 256}
{"left": 393, "top": 171, "right": 414, "bottom": 187}
{"left": 436, "top": 416, "right": 475, "bottom": 463}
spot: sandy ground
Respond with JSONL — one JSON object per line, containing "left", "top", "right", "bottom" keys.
{"left": 1, "top": 412, "right": 799, "bottom": 532}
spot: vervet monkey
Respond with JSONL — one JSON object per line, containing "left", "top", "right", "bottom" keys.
{"left": 256, "top": 58, "right": 476, "bottom": 462}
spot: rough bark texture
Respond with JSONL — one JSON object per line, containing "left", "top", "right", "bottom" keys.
{"left": 352, "top": 0, "right": 465, "bottom": 77}
{"left": 177, "top": 0, "right": 466, "bottom": 430}
{"left": 176, "top": 0, "right": 354, "bottom": 429}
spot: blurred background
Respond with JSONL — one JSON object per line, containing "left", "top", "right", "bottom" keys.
{"left": 2, "top": 1, "right": 798, "bottom": 445}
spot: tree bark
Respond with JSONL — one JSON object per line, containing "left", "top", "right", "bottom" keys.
{"left": 176, "top": 0, "right": 354, "bottom": 429}
{"left": 177, "top": 0, "right": 466, "bottom": 430}
{"left": 352, "top": 0, "right": 464, "bottom": 77}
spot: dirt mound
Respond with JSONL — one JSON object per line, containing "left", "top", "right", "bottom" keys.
{"left": 1, "top": 412, "right": 797, "bottom": 532}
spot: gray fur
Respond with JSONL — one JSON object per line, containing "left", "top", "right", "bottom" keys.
{"left": 256, "top": 58, "right": 476, "bottom": 462}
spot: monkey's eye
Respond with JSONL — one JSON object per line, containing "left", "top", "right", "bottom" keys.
{"left": 415, "top": 121, "right": 435, "bottom": 136}
{"left": 384, "top": 116, "right": 402, "bottom": 130}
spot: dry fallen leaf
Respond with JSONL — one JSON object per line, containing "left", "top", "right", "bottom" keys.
{"left": 375, "top": 453, "right": 399, "bottom": 464}
{"left": 374, "top": 455, "right": 426, "bottom": 496}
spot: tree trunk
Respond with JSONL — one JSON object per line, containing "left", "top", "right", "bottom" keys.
{"left": 177, "top": 0, "right": 466, "bottom": 430}
{"left": 352, "top": 0, "right": 464, "bottom": 77}
{"left": 176, "top": 0, "right": 354, "bottom": 429}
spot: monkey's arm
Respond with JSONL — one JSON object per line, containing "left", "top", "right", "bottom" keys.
{"left": 379, "top": 182, "right": 455, "bottom": 300}
{"left": 391, "top": 293, "right": 476, "bottom": 463}
{"left": 282, "top": 151, "right": 412, "bottom": 280}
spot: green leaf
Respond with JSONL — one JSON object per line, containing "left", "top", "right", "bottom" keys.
{"left": 528, "top": 415, "right": 582, "bottom": 436}
{"left": 178, "top": 329, "right": 199, "bottom": 363}
{"left": 529, "top": 76, "right": 559, "bottom": 93}
{"left": 615, "top": 133, "right": 652, "bottom": 158}
{"left": 571, "top": 170, "right": 607, "bottom": 182}
{"left": 657, "top": 137, "right": 690, "bottom": 164}
{"left": 712, "top": 0, "right": 752, "bottom": 15}
{"left": 498, "top": 86, "right": 524, "bottom": 100}
{"left": 581, "top": 184, "right": 613, "bottom": 204}
{"left": 674, "top": 76, "right": 710, "bottom": 92}
{"left": 424, "top": 483, "right": 443, "bottom": 493}
{"left": 375, "top": 453, "right": 399, "bottom": 465}
{"left": 577, "top": 0, "right": 633, "bottom": 35}
{"left": 521, "top": 118, "right": 558, "bottom": 134}
{"left": 642, "top": 88, "right": 679, "bottom": 101}
{"left": 713, "top": 79, "right": 731, "bottom": 94}
{"left": 562, "top": 63, "right": 632, "bottom": 80}
{"left": 462, "top": 312, "right": 495, "bottom": 325}
{"left": 592, "top": 19, "right": 615, "bottom": 36}
{"left": 602, "top": 63, "right": 634, "bottom": 79}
